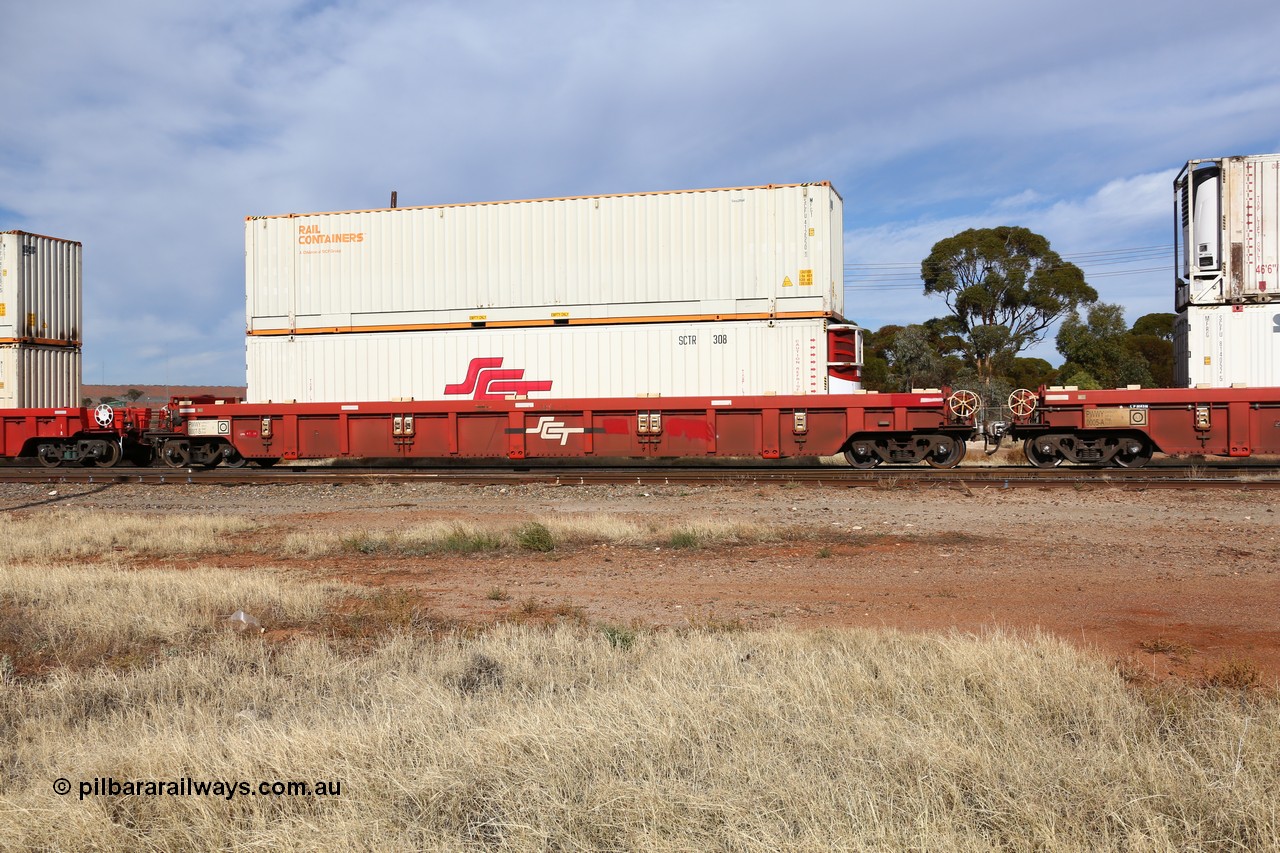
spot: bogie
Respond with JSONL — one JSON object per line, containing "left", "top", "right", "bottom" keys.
{"left": 843, "top": 433, "right": 968, "bottom": 469}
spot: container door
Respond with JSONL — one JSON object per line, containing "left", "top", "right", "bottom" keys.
{"left": 826, "top": 323, "right": 863, "bottom": 393}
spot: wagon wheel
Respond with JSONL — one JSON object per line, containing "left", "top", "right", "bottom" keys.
{"left": 925, "top": 435, "right": 966, "bottom": 469}
{"left": 91, "top": 441, "right": 123, "bottom": 468}
{"left": 1007, "top": 388, "right": 1038, "bottom": 419}
{"left": 1022, "top": 437, "right": 1062, "bottom": 468}
{"left": 1113, "top": 438, "right": 1153, "bottom": 469}
{"left": 36, "top": 444, "right": 63, "bottom": 468}
{"left": 223, "top": 450, "right": 249, "bottom": 468}
{"left": 160, "top": 441, "right": 191, "bottom": 468}
{"left": 843, "top": 446, "right": 881, "bottom": 469}
{"left": 947, "top": 389, "right": 980, "bottom": 420}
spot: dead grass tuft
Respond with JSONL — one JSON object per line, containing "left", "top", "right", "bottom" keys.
{"left": 1138, "top": 636, "right": 1196, "bottom": 660}
{"left": 279, "top": 514, "right": 785, "bottom": 558}
{"left": 0, "top": 562, "right": 348, "bottom": 676}
{"left": 283, "top": 522, "right": 505, "bottom": 557}
{"left": 1203, "top": 659, "right": 1264, "bottom": 691}
{"left": 965, "top": 441, "right": 1029, "bottom": 467}
{"left": 539, "top": 513, "right": 646, "bottom": 545}
{"left": 0, "top": 509, "right": 257, "bottom": 560}
{"left": 450, "top": 652, "right": 504, "bottom": 696}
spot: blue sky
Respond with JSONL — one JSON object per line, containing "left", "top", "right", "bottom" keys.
{"left": 4, "top": 0, "right": 1279, "bottom": 383}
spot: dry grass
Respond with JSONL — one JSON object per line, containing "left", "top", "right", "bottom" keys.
{"left": 1, "top": 514, "right": 1278, "bottom": 850}
{"left": 0, "top": 562, "right": 351, "bottom": 675}
{"left": 280, "top": 514, "right": 785, "bottom": 557}
{"left": 962, "top": 440, "right": 1029, "bottom": 467}
{"left": 539, "top": 513, "right": 647, "bottom": 544}
{"left": 1, "top": 614, "right": 1278, "bottom": 850}
{"left": 0, "top": 509, "right": 257, "bottom": 560}
{"left": 280, "top": 521, "right": 504, "bottom": 558}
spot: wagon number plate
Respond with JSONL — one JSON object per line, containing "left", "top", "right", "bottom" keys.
{"left": 1083, "top": 408, "right": 1147, "bottom": 428}
{"left": 188, "top": 419, "right": 232, "bottom": 437}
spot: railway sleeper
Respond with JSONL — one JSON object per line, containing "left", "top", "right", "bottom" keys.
{"left": 1021, "top": 431, "right": 1154, "bottom": 469}
{"left": 843, "top": 432, "right": 968, "bottom": 469}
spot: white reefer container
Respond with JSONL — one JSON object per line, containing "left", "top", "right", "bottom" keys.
{"left": 0, "top": 231, "right": 82, "bottom": 345}
{"left": 1176, "top": 154, "right": 1280, "bottom": 309}
{"left": 245, "top": 183, "right": 843, "bottom": 334}
{"left": 1173, "top": 303, "right": 1280, "bottom": 387}
{"left": 0, "top": 344, "right": 81, "bottom": 408}
{"left": 246, "top": 318, "right": 862, "bottom": 403}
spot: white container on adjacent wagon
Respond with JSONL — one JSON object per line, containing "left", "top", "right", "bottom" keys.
{"left": 245, "top": 183, "right": 844, "bottom": 334}
{"left": 0, "top": 344, "right": 81, "bottom": 408}
{"left": 1173, "top": 303, "right": 1280, "bottom": 387}
{"left": 0, "top": 231, "right": 82, "bottom": 346}
{"left": 246, "top": 318, "right": 862, "bottom": 403}
{"left": 1176, "top": 154, "right": 1280, "bottom": 309}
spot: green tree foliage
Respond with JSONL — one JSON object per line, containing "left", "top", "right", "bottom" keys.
{"left": 1126, "top": 313, "right": 1175, "bottom": 387}
{"left": 921, "top": 227, "right": 1097, "bottom": 380}
{"left": 884, "top": 321, "right": 966, "bottom": 391}
{"left": 1006, "top": 357, "right": 1059, "bottom": 391}
{"left": 858, "top": 324, "right": 901, "bottom": 392}
{"left": 1056, "top": 303, "right": 1154, "bottom": 389}
{"left": 1131, "top": 312, "right": 1175, "bottom": 341}
{"left": 886, "top": 325, "right": 943, "bottom": 390}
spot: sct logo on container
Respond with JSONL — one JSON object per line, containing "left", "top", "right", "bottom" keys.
{"left": 444, "top": 357, "right": 553, "bottom": 400}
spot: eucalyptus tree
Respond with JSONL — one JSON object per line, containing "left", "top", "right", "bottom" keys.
{"left": 920, "top": 226, "right": 1097, "bottom": 380}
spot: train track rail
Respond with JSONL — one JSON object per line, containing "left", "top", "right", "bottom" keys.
{"left": 2, "top": 463, "right": 1278, "bottom": 489}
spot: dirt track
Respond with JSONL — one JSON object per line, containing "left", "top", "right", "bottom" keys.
{"left": 6, "top": 480, "right": 1278, "bottom": 684}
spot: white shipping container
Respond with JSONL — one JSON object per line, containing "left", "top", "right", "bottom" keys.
{"left": 246, "top": 318, "right": 862, "bottom": 404}
{"left": 246, "top": 183, "right": 843, "bottom": 333}
{"left": 1176, "top": 154, "right": 1280, "bottom": 308}
{"left": 0, "top": 231, "right": 82, "bottom": 345}
{"left": 1173, "top": 304, "right": 1280, "bottom": 387}
{"left": 0, "top": 344, "right": 81, "bottom": 408}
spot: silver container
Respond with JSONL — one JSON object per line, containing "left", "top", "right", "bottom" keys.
{"left": 1176, "top": 154, "right": 1280, "bottom": 308}
{"left": 0, "top": 344, "right": 81, "bottom": 408}
{"left": 246, "top": 183, "right": 843, "bottom": 334}
{"left": 1173, "top": 303, "right": 1280, "bottom": 387}
{"left": 0, "top": 231, "right": 82, "bottom": 346}
{"left": 246, "top": 318, "right": 862, "bottom": 403}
